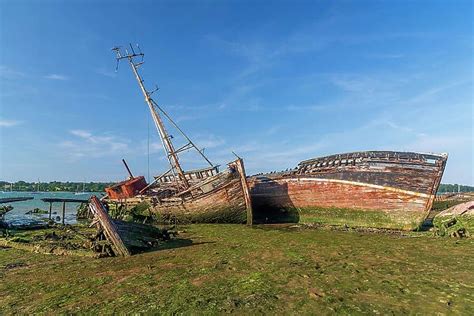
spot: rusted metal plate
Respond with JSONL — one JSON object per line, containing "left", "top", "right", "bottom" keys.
{"left": 105, "top": 176, "right": 147, "bottom": 200}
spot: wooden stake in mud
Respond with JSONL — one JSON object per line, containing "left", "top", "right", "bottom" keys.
{"left": 48, "top": 202, "right": 52, "bottom": 220}
{"left": 62, "top": 202, "right": 66, "bottom": 225}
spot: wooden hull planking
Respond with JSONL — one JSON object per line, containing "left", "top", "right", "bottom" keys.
{"left": 249, "top": 151, "right": 448, "bottom": 230}
{"left": 107, "top": 159, "right": 253, "bottom": 224}
{"left": 152, "top": 177, "right": 248, "bottom": 224}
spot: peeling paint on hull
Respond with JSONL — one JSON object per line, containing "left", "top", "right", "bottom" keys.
{"left": 151, "top": 178, "right": 248, "bottom": 224}
{"left": 107, "top": 159, "right": 253, "bottom": 224}
{"left": 249, "top": 151, "right": 448, "bottom": 230}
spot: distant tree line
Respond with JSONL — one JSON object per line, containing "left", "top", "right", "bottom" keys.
{"left": 437, "top": 183, "right": 474, "bottom": 193}
{"left": 1, "top": 181, "right": 471, "bottom": 193}
{"left": 0, "top": 181, "right": 115, "bottom": 192}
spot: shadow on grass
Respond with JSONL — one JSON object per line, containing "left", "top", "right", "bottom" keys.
{"left": 134, "top": 239, "right": 216, "bottom": 255}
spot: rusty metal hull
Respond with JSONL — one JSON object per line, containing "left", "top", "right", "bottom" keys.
{"left": 249, "top": 151, "right": 448, "bottom": 230}
{"left": 105, "top": 176, "right": 147, "bottom": 200}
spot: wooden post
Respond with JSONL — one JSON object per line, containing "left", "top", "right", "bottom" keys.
{"left": 234, "top": 158, "right": 253, "bottom": 225}
{"left": 49, "top": 202, "right": 52, "bottom": 220}
{"left": 62, "top": 202, "right": 66, "bottom": 225}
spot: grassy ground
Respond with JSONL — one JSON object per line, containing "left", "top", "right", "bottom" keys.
{"left": 1, "top": 224, "right": 473, "bottom": 314}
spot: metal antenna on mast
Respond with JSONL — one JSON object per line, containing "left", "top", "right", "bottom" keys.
{"left": 112, "top": 44, "right": 214, "bottom": 190}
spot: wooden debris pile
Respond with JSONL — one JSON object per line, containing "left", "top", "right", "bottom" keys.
{"left": 88, "top": 196, "right": 174, "bottom": 256}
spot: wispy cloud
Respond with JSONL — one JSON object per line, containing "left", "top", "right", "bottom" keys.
{"left": 402, "top": 80, "right": 470, "bottom": 105}
{"left": 366, "top": 53, "right": 405, "bottom": 59}
{"left": 44, "top": 74, "right": 69, "bottom": 81}
{"left": 147, "top": 134, "right": 225, "bottom": 155}
{"left": 0, "top": 65, "right": 25, "bottom": 79}
{"left": 60, "top": 129, "right": 129, "bottom": 160}
{"left": 0, "top": 118, "right": 23, "bottom": 127}
{"left": 194, "top": 134, "right": 226, "bottom": 149}
{"left": 285, "top": 104, "right": 327, "bottom": 112}
{"left": 95, "top": 67, "right": 117, "bottom": 78}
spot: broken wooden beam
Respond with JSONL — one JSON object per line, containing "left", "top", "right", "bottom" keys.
{"left": 88, "top": 196, "right": 131, "bottom": 257}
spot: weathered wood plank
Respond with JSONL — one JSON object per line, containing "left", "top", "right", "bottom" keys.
{"left": 233, "top": 158, "right": 253, "bottom": 225}
{"left": 89, "top": 196, "right": 131, "bottom": 257}
{"left": 249, "top": 150, "right": 448, "bottom": 230}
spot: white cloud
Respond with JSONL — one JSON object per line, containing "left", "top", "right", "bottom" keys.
{"left": 194, "top": 135, "right": 226, "bottom": 149}
{"left": 60, "top": 129, "right": 129, "bottom": 160}
{"left": 0, "top": 65, "right": 25, "bottom": 79}
{"left": 366, "top": 53, "right": 405, "bottom": 59}
{"left": 70, "top": 129, "right": 92, "bottom": 138}
{"left": 147, "top": 134, "right": 225, "bottom": 156}
{"left": 95, "top": 67, "right": 117, "bottom": 78}
{"left": 44, "top": 74, "right": 69, "bottom": 80}
{"left": 0, "top": 119, "right": 22, "bottom": 127}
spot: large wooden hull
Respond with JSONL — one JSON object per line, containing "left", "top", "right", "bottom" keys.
{"left": 249, "top": 151, "right": 447, "bottom": 230}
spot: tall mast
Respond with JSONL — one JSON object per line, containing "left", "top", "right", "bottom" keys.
{"left": 113, "top": 45, "right": 191, "bottom": 189}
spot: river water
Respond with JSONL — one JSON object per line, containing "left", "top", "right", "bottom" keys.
{"left": 1, "top": 191, "right": 104, "bottom": 226}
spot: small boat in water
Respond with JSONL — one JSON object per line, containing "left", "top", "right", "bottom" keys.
{"left": 104, "top": 45, "right": 253, "bottom": 224}
{"left": 74, "top": 182, "right": 89, "bottom": 195}
{"left": 249, "top": 151, "right": 447, "bottom": 230}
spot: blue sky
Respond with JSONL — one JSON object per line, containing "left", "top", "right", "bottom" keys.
{"left": 0, "top": 0, "right": 472, "bottom": 185}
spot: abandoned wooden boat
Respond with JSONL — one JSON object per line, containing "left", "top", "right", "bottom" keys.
{"left": 249, "top": 151, "right": 448, "bottom": 230}
{"left": 105, "top": 45, "right": 253, "bottom": 224}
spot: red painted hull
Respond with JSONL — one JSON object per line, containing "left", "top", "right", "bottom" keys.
{"left": 105, "top": 176, "right": 147, "bottom": 200}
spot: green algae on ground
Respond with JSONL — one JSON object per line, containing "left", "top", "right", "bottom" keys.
{"left": 260, "top": 206, "right": 425, "bottom": 230}
{"left": 1, "top": 224, "right": 473, "bottom": 314}
{"left": 0, "top": 225, "right": 99, "bottom": 257}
